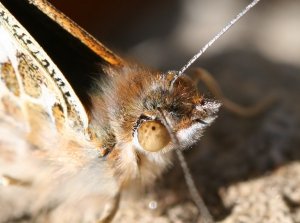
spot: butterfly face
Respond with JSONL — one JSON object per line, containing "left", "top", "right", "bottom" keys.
{"left": 89, "top": 66, "right": 220, "bottom": 185}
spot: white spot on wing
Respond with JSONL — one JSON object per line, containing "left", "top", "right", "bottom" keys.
{"left": 0, "top": 27, "right": 17, "bottom": 64}
{"left": 39, "top": 85, "right": 58, "bottom": 123}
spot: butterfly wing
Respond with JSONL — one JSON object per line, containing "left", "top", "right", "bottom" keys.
{"left": 0, "top": 2, "right": 119, "bottom": 222}
{"left": 0, "top": 2, "right": 88, "bottom": 133}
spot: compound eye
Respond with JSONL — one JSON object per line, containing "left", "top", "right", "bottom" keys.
{"left": 137, "top": 120, "right": 171, "bottom": 152}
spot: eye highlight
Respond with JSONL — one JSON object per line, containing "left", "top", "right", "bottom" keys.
{"left": 137, "top": 120, "right": 171, "bottom": 152}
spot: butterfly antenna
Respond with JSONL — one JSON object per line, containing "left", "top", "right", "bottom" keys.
{"left": 158, "top": 109, "right": 214, "bottom": 223}
{"left": 171, "top": 0, "right": 261, "bottom": 87}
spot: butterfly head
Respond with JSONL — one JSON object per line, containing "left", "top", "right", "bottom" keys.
{"left": 89, "top": 66, "right": 220, "bottom": 185}
{"left": 131, "top": 70, "right": 220, "bottom": 153}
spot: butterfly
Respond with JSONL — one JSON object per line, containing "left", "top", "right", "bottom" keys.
{"left": 0, "top": 0, "right": 261, "bottom": 222}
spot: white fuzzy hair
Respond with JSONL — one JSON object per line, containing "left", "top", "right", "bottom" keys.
{"left": 0, "top": 114, "right": 119, "bottom": 223}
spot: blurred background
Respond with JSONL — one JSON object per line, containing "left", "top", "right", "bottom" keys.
{"left": 48, "top": 0, "right": 300, "bottom": 222}
{"left": 49, "top": 0, "right": 300, "bottom": 69}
